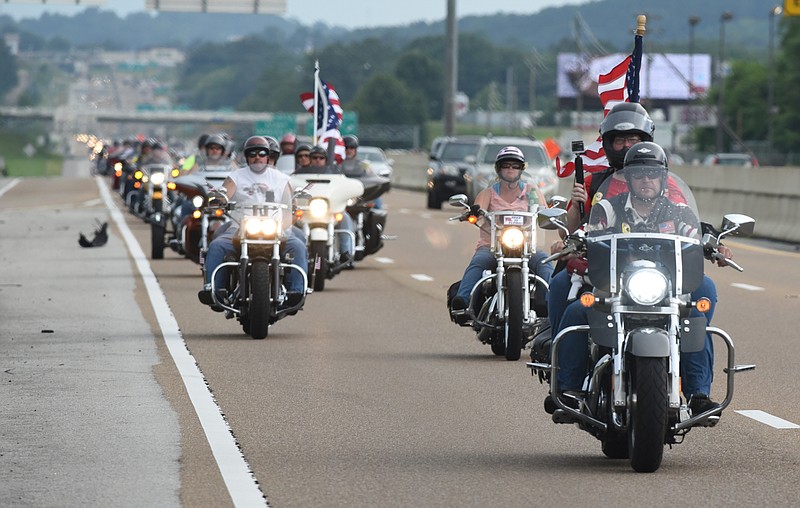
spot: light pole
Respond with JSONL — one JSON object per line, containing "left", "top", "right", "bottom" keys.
{"left": 444, "top": 0, "right": 457, "bottom": 137}
{"left": 688, "top": 16, "right": 700, "bottom": 140}
{"left": 715, "top": 11, "right": 733, "bottom": 153}
{"left": 768, "top": 5, "right": 782, "bottom": 164}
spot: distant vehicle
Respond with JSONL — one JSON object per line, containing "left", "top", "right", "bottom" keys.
{"left": 702, "top": 153, "right": 759, "bottom": 167}
{"left": 464, "top": 136, "right": 558, "bottom": 203}
{"left": 425, "top": 136, "right": 482, "bottom": 209}
{"left": 358, "top": 146, "right": 394, "bottom": 178}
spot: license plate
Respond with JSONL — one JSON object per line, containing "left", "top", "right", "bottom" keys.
{"left": 503, "top": 215, "right": 524, "bottom": 226}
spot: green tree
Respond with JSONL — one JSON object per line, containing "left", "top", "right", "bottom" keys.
{"left": 774, "top": 16, "right": 800, "bottom": 153}
{"left": 394, "top": 51, "right": 443, "bottom": 119}
{"left": 0, "top": 42, "right": 19, "bottom": 99}
{"left": 350, "top": 73, "right": 427, "bottom": 125}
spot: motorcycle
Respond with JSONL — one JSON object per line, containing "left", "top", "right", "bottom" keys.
{"left": 446, "top": 194, "right": 550, "bottom": 361}
{"left": 291, "top": 173, "right": 364, "bottom": 292}
{"left": 527, "top": 167, "right": 756, "bottom": 472}
{"left": 345, "top": 173, "right": 391, "bottom": 260}
{"left": 140, "top": 163, "right": 180, "bottom": 259}
{"left": 169, "top": 171, "right": 231, "bottom": 266}
{"left": 206, "top": 196, "right": 308, "bottom": 340}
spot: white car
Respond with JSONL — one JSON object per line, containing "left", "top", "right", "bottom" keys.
{"left": 359, "top": 146, "right": 394, "bottom": 178}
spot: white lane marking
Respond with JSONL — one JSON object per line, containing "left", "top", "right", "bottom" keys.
{"left": 96, "top": 177, "right": 268, "bottom": 507}
{"left": 735, "top": 410, "right": 800, "bottom": 429}
{"left": 731, "top": 283, "right": 765, "bottom": 291}
{"left": 0, "top": 177, "right": 21, "bottom": 199}
{"left": 411, "top": 274, "right": 434, "bottom": 282}
{"left": 373, "top": 257, "right": 394, "bottom": 264}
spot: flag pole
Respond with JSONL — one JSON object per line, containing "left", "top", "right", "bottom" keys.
{"left": 630, "top": 15, "right": 646, "bottom": 104}
{"left": 313, "top": 60, "right": 320, "bottom": 145}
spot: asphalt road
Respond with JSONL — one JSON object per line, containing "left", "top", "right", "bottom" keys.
{"left": 2, "top": 164, "right": 800, "bottom": 507}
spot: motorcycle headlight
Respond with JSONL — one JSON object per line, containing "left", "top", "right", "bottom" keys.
{"left": 191, "top": 195, "right": 205, "bottom": 208}
{"left": 244, "top": 217, "right": 279, "bottom": 238}
{"left": 625, "top": 268, "right": 669, "bottom": 305}
{"left": 308, "top": 198, "right": 329, "bottom": 219}
{"left": 150, "top": 172, "right": 166, "bottom": 186}
{"left": 500, "top": 227, "right": 525, "bottom": 250}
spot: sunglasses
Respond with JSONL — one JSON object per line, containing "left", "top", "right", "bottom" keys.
{"left": 629, "top": 168, "right": 663, "bottom": 180}
{"left": 499, "top": 162, "right": 524, "bottom": 170}
{"left": 245, "top": 150, "right": 268, "bottom": 158}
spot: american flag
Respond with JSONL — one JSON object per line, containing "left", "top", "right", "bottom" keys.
{"left": 300, "top": 68, "right": 345, "bottom": 163}
{"left": 558, "top": 34, "right": 643, "bottom": 178}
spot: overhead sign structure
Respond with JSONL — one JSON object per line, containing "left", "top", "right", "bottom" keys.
{"left": 145, "top": 0, "right": 286, "bottom": 14}
{"left": 1, "top": 0, "right": 106, "bottom": 4}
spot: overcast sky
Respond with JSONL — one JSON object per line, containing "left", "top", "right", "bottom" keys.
{"left": 0, "top": 0, "right": 586, "bottom": 28}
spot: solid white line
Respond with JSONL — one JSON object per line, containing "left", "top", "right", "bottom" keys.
{"left": 95, "top": 177, "right": 268, "bottom": 508}
{"left": 0, "top": 177, "right": 21, "bottom": 199}
{"left": 735, "top": 410, "right": 800, "bottom": 429}
{"left": 373, "top": 257, "right": 394, "bottom": 264}
{"left": 411, "top": 274, "right": 434, "bottom": 281}
{"left": 731, "top": 283, "right": 765, "bottom": 291}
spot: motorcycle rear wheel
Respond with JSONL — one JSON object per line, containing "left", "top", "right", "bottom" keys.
{"left": 249, "top": 260, "right": 271, "bottom": 340}
{"left": 504, "top": 270, "right": 523, "bottom": 361}
{"left": 628, "top": 356, "right": 668, "bottom": 472}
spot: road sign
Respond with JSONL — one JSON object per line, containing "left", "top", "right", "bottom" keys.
{"left": 254, "top": 114, "right": 298, "bottom": 138}
{"left": 303, "top": 112, "right": 359, "bottom": 138}
{"left": 785, "top": 0, "right": 800, "bottom": 16}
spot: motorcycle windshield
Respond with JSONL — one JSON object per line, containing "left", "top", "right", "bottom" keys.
{"left": 584, "top": 167, "right": 704, "bottom": 295}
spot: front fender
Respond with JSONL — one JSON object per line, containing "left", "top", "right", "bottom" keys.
{"left": 625, "top": 327, "right": 670, "bottom": 357}
{"left": 309, "top": 226, "right": 329, "bottom": 242}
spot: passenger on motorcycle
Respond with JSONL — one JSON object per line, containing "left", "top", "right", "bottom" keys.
{"left": 293, "top": 143, "right": 311, "bottom": 172}
{"left": 450, "top": 146, "right": 554, "bottom": 315}
{"left": 198, "top": 135, "right": 308, "bottom": 309}
{"left": 276, "top": 133, "right": 297, "bottom": 174}
{"left": 294, "top": 145, "right": 355, "bottom": 262}
{"left": 339, "top": 135, "right": 383, "bottom": 209}
{"left": 551, "top": 142, "right": 727, "bottom": 415}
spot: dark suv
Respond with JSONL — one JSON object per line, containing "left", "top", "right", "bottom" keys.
{"left": 426, "top": 136, "right": 481, "bottom": 209}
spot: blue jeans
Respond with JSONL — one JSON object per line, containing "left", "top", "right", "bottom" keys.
{"left": 338, "top": 213, "right": 354, "bottom": 256}
{"left": 205, "top": 224, "right": 307, "bottom": 293}
{"left": 555, "top": 274, "right": 718, "bottom": 397}
{"left": 456, "top": 247, "right": 554, "bottom": 304}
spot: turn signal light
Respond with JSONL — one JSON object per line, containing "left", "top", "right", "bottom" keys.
{"left": 295, "top": 210, "right": 304, "bottom": 218}
{"left": 334, "top": 213, "right": 343, "bottom": 222}
{"left": 467, "top": 215, "right": 479, "bottom": 224}
{"left": 580, "top": 292, "right": 596, "bottom": 307}
{"left": 695, "top": 297, "right": 712, "bottom": 313}
{"left": 153, "top": 191, "right": 163, "bottom": 199}
{"left": 133, "top": 181, "right": 141, "bottom": 189}
{"left": 214, "top": 209, "right": 225, "bottom": 217}
{"left": 167, "top": 182, "right": 177, "bottom": 190}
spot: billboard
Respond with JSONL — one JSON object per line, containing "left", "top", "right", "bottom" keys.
{"left": 557, "top": 52, "right": 712, "bottom": 101}
{"left": 145, "top": 0, "right": 286, "bottom": 14}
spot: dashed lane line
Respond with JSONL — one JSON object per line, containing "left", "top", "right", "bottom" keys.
{"left": 735, "top": 410, "right": 800, "bottom": 429}
{"left": 731, "top": 283, "right": 765, "bottom": 291}
{"left": 411, "top": 274, "right": 434, "bottom": 282}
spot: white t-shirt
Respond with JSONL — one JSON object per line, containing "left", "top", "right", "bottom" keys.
{"left": 227, "top": 165, "right": 293, "bottom": 228}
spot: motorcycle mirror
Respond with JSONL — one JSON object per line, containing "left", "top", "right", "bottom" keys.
{"left": 720, "top": 214, "right": 756, "bottom": 238}
{"left": 537, "top": 207, "right": 568, "bottom": 231}
{"left": 448, "top": 194, "right": 469, "bottom": 207}
{"left": 548, "top": 195, "right": 568, "bottom": 209}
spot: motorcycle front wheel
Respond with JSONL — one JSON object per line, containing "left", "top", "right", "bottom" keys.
{"left": 249, "top": 260, "right": 271, "bottom": 340}
{"left": 628, "top": 356, "right": 668, "bottom": 472}
{"left": 309, "top": 240, "right": 327, "bottom": 292}
{"left": 504, "top": 269, "right": 523, "bottom": 361}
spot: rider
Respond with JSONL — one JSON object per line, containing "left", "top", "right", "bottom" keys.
{"left": 552, "top": 142, "right": 724, "bottom": 416}
{"left": 198, "top": 135, "right": 308, "bottom": 309}
{"left": 450, "top": 146, "right": 554, "bottom": 317}
{"left": 276, "top": 133, "right": 297, "bottom": 174}
{"left": 293, "top": 143, "right": 311, "bottom": 172}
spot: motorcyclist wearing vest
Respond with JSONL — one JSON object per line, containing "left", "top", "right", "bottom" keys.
{"left": 549, "top": 142, "right": 726, "bottom": 416}
{"left": 198, "top": 135, "right": 308, "bottom": 310}
{"left": 450, "top": 146, "right": 554, "bottom": 316}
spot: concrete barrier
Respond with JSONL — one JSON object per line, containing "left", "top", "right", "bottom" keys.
{"left": 389, "top": 151, "right": 800, "bottom": 244}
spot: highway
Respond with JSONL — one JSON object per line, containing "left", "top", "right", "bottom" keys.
{"left": 1, "top": 166, "right": 800, "bottom": 507}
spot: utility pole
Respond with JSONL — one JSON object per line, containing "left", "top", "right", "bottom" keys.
{"left": 444, "top": 0, "right": 457, "bottom": 136}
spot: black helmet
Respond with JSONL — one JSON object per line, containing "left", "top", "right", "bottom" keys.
{"left": 205, "top": 133, "right": 226, "bottom": 151}
{"left": 622, "top": 141, "right": 668, "bottom": 197}
{"left": 295, "top": 143, "right": 311, "bottom": 157}
{"left": 309, "top": 146, "right": 328, "bottom": 159}
{"left": 343, "top": 135, "right": 359, "bottom": 149}
{"left": 600, "top": 102, "right": 655, "bottom": 169}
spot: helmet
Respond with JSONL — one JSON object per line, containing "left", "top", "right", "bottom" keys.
{"left": 600, "top": 102, "right": 655, "bottom": 169}
{"left": 295, "top": 143, "right": 311, "bottom": 155}
{"left": 493, "top": 146, "right": 527, "bottom": 172}
{"left": 622, "top": 141, "right": 668, "bottom": 197}
{"left": 280, "top": 133, "right": 296, "bottom": 147}
{"left": 197, "top": 133, "right": 210, "bottom": 150}
{"left": 204, "top": 133, "right": 226, "bottom": 151}
{"left": 264, "top": 135, "right": 281, "bottom": 161}
{"left": 243, "top": 135, "right": 269, "bottom": 153}
{"left": 343, "top": 135, "right": 359, "bottom": 149}
{"left": 309, "top": 146, "right": 328, "bottom": 159}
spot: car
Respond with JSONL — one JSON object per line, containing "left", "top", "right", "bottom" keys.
{"left": 702, "top": 153, "right": 759, "bottom": 167}
{"left": 463, "top": 136, "right": 558, "bottom": 203}
{"left": 358, "top": 145, "right": 394, "bottom": 178}
{"left": 425, "top": 136, "right": 482, "bottom": 209}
